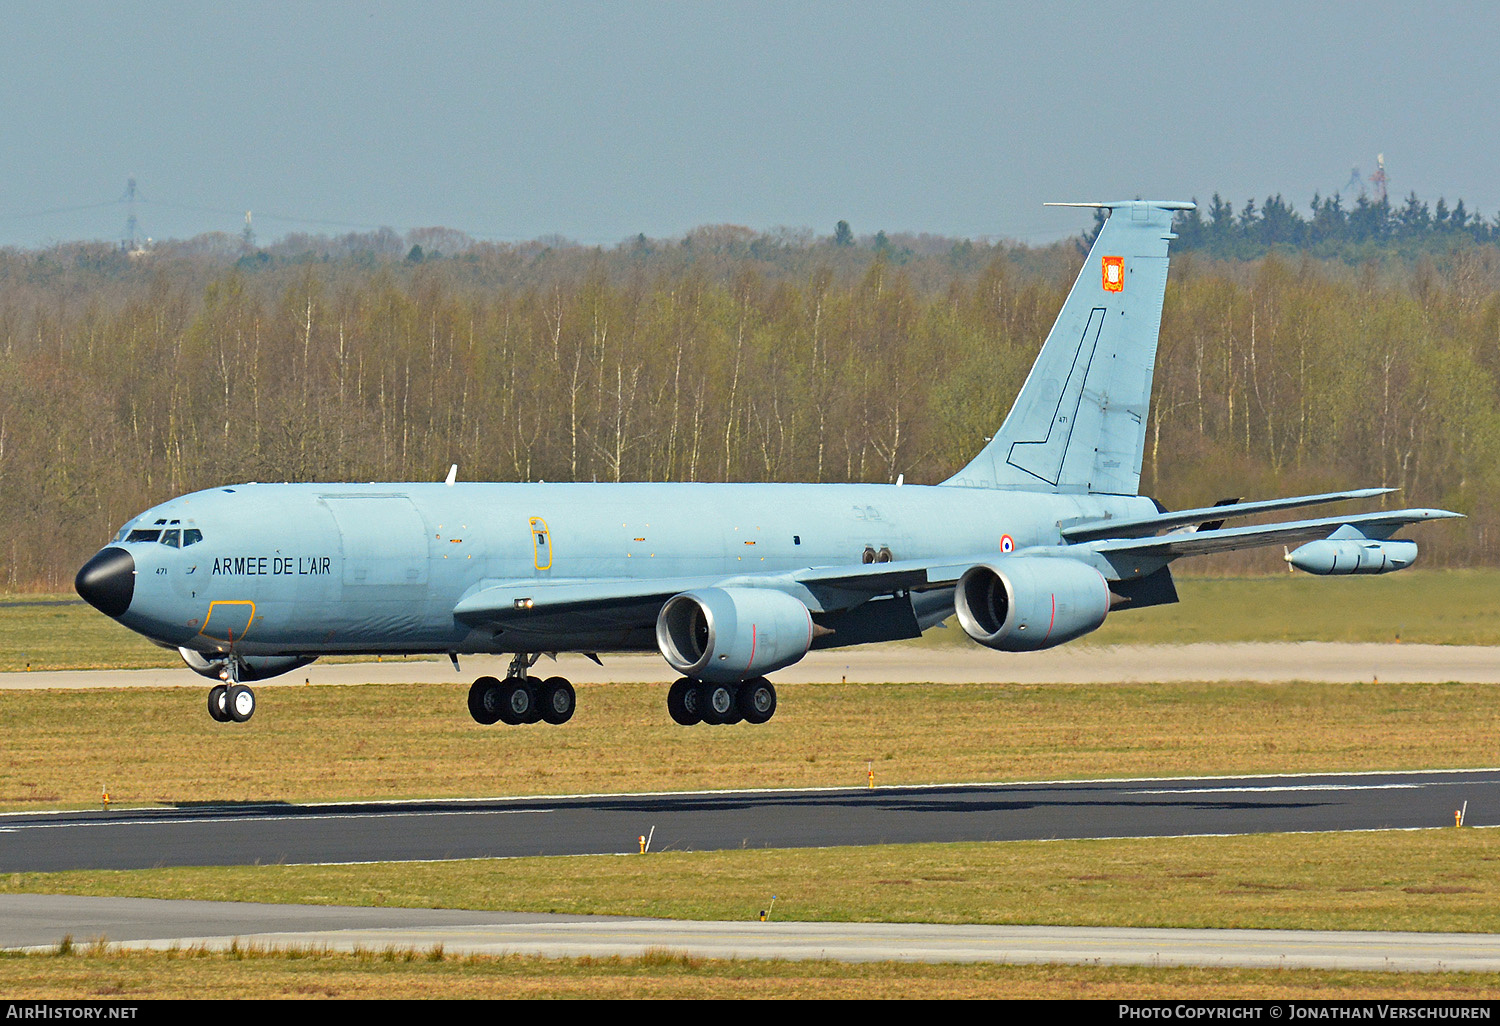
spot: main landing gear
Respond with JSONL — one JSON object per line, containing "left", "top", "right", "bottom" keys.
{"left": 206, "top": 660, "right": 256, "bottom": 724}
{"left": 666, "top": 677, "right": 776, "bottom": 726}
{"left": 468, "top": 654, "right": 576, "bottom": 726}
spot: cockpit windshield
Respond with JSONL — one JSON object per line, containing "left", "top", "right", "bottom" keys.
{"left": 119, "top": 520, "right": 203, "bottom": 546}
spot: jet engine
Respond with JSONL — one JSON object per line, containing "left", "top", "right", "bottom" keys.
{"left": 954, "top": 557, "right": 1110, "bottom": 652}
{"left": 178, "top": 647, "right": 316, "bottom": 682}
{"left": 656, "top": 587, "right": 814, "bottom": 683}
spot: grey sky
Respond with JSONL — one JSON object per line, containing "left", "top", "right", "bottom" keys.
{"left": 2, "top": 1, "right": 1496, "bottom": 248}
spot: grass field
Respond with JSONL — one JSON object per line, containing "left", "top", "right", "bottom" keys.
{"left": 5, "top": 830, "right": 1499, "bottom": 998}
{"left": 1, "top": 947, "right": 1496, "bottom": 1000}
{"left": 7, "top": 569, "right": 1500, "bottom": 673}
{"left": 4, "top": 947, "right": 1497, "bottom": 1000}
{"left": 1, "top": 678, "right": 1498, "bottom": 809}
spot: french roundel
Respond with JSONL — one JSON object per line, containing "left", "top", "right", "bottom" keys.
{"left": 1000, "top": 534, "right": 1014, "bottom": 553}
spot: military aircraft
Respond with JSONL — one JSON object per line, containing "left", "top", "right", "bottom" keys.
{"left": 75, "top": 200, "right": 1461, "bottom": 727}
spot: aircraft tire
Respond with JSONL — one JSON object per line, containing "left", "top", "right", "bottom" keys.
{"left": 539, "top": 676, "right": 575, "bottom": 725}
{"left": 226, "top": 684, "right": 256, "bottom": 723}
{"left": 496, "top": 677, "right": 533, "bottom": 725}
{"left": 522, "top": 676, "right": 545, "bottom": 723}
{"left": 738, "top": 678, "right": 777, "bottom": 725}
{"left": 667, "top": 677, "right": 701, "bottom": 725}
{"left": 699, "top": 683, "right": 736, "bottom": 726}
{"left": 207, "top": 684, "right": 231, "bottom": 723}
{"left": 468, "top": 676, "right": 503, "bottom": 725}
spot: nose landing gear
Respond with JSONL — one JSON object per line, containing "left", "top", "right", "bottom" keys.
{"left": 206, "top": 659, "right": 256, "bottom": 723}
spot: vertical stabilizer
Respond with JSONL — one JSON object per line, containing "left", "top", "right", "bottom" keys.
{"left": 944, "top": 200, "right": 1191, "bottom": 495}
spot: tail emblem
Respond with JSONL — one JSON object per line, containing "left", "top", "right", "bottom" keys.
{"left": 1102, "top": 255, "right": 1124, "bottom": 292}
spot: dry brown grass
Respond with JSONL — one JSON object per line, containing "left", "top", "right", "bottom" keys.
{"left": 0, "top": 945, "right": 1496, "bottom": 1000}
{"left": 1, "top": 679, "right": 1496, "bottom": 810}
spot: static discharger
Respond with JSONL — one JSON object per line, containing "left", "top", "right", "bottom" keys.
{"left": 759, "top": 896, "right": 778, "bottom": 922}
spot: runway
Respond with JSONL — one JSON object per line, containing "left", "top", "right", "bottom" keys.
{"left": 6, "top": 770, "right": 1497, "bottom": 972}
{"left": 7, "top": 649, "right": 1499, "bottom": 974}
{"left": 5, "top": 642, "right": 1500, "bottom": 689}
{"left": 2, "top": 769, "right": 1494, "bottom": 873}
{"left": 5, "top": 894, "right": 1500, "bottom": 972}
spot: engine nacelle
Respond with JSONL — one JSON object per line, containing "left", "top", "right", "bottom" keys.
{"left": 1286, "top": 538, "right": 1418, "bottom": 575}
{"left": 656, "top": 587, "right": 814, "bottom": 683}
{"left": 178, "top": 647, "right": 316, "bottom": 682}
{"left": 954, "top": 557, "right": 1110, "bottom": 652}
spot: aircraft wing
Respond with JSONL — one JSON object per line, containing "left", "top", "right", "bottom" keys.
{"left": 1077, "top": 507, "right": 1462, "bottom": 562}
{"left": 453, "top": 575, "right": 723, "bottom": 629}
{"left": 451, "top": 557, "right": 981, "bottom": 630}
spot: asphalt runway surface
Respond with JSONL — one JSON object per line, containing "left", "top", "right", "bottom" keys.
{"left": 3, "top": 769, "right": 1495, "bottom": 873}
{"left": 6, "top": 775, "right": 1498, "bottom": 974}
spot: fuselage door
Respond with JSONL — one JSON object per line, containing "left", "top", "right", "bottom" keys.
{"left": 199, "top": 599, "right": 255, "bottom": 650}
{"left": 530, "top": 517, "right": 552, "bottom": 575}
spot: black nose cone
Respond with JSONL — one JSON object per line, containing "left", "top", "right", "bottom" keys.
{"left": 76, "top": 547, "right": 135, "bottom": 617}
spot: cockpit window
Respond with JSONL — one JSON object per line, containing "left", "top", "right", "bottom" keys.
{"left": 125, "top": 529, "right": 161, "bottom": 543}
{"left": 183, "top": 529, "right": 203, "bottom": 546}
{"left": 160, "top": 529, "right": 181, "bottom": 548}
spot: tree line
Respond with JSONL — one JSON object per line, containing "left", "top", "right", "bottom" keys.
{"left": 1164, "top": 192, "right": 1500, "bottom": 260}
{"left": 1, "top": 226, "right": 1496, "bottom": 589}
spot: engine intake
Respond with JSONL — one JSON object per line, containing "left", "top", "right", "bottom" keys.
{"left": 954, "top": 557, "right": 1109, "bottom": 651}
{"left": 656, "top": 587, "right": 814, "bottom": 683}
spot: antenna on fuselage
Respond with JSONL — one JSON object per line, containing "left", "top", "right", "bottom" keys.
{"left": 445, "top": 464, "right": 458, "bottom": 486}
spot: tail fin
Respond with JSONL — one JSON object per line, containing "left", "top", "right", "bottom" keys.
{"left": 943, "top": 200, "right": 1191, "bottom": 495}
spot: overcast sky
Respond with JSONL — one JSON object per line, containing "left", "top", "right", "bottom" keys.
{"left": 1, "top": 1, "right": 1495, "bottom": 248}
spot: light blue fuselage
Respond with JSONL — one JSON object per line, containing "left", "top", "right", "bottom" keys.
{"left": 115, "top": 481, "right": 1155, "bottom": 658}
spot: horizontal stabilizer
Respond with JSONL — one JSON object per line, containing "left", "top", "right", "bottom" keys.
{"left": 1043, "top": 201, "right": 1197, "bottom": 212}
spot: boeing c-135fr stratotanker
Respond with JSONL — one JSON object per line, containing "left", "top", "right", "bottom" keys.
{"left": 75, "top": 201, "right": 1461, "bottom": 727}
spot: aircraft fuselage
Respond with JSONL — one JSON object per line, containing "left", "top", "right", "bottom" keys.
{"left": 102, "top": 480, "right": 1154, "bottom": 659}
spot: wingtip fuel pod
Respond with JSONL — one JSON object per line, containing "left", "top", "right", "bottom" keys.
{"left": 1285, "top": 524, "right": 1421, "bottom": 576}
